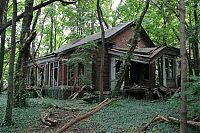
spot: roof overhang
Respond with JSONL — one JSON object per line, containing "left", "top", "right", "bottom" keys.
{"left": 108, "top": 46, "right": 180, "bottom": 64}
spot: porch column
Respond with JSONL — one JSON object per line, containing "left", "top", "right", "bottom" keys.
{"left": 57, "top": 61, "right": 59, "bottom": 86}
{"left": 44, "top": 64, "right": 46, "bottom": 86}
{"left": 162, "top": 56, "right": 167, "bottom": 86}
{"left": 48, "top": 63, "right": 51, "bottom": 86}
{"left": 174, "top": 57, "right": 178, "bottom": 87}
{"left": 37, "top": 66, "right": 39, "bottom": 86}
{"left": 110, "top": 57, "right": 116, "bottom": 91}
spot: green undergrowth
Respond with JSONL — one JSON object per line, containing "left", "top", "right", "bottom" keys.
{"left": 0, "top": 93, "right": 200, "bottom": 133}
{"left": 76, "top": 99, "right": 200, "bottom": 133}
{"left": 0, "top": 94, "right": 92, "bottom": 133}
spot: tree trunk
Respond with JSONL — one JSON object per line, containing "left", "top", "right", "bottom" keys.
{"left": 193, "top": 0, "right": 199, "bottom": 76}
{"left": 97, "top": 0, "right": 105, "bottom": 102}
{"left": 14, "top": 0, "right": 34, "bottom": 108}
{"left": 112, "top": 0, "right": 150, "bottom": 97}
{"left": 31, "top": 8, "right": 41, "bottom": 56}
{"left": 34, "top": 12, "right": 48, "bottom": 58}
{"left": 50, "top": 4, "right": 54, "bottom": 53}
{"left": 179, "top": 0, "right": 187, "bottom": 132}
{"left": 0, "top": 0, "right": 9, "bottom": 94}
{"left": 4, "top": 0, "right": 17, "bottom": 125}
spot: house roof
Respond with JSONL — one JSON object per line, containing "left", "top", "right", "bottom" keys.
{"left": 109, "top": 46, "right": 179, "bottom": 64}
{"left": 54, "top": 21, "right": 134, "bottom": 54}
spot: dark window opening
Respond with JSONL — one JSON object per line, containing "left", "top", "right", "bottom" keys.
{"left": 29, "top": 67, "right": 35, "bottom": 86}
{"left": 39, "top": 66, "right": 44, "bottom": 87}
{"left": 116, "top": 60, "right": 122, "bottom": 73}
{"left": 68, "top": 64, "right": 75, "bottom": 86}
{"left": 50, "top": 63, "right": 53, "bottom": 86}
{"left": 165, "top": 58, "right": 174, "bottom": 79}
{"left": 54, "top": 62, "right": 58, "bottom": 86}
{"left": 144, "top": 65, "right": 149, "bottom": 80}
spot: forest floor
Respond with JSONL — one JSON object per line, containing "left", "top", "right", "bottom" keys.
{"left": 0, "top": 92, "right": 199, "bottom": 133}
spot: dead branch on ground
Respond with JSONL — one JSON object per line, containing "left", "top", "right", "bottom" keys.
{"left": 135, "top": 113, "right": 200, "bottom": 133}
{"left": 55, "top": 98, "right": 116, "bottom": 133}
{"left": 41, "top": 111, "right": 58, "bottom": 126}
{"left": 31, "top": 86, "right": 43, "bottom": 99}
{"left": 157, "top": 114, "right": 200, "bottom": 127}
{"left": 136, "top": 113, "right": 159, "bottom": 133}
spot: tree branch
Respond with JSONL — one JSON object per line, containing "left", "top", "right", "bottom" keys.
{"left": 0, "top": 0, "right": 77, "bottom": 33}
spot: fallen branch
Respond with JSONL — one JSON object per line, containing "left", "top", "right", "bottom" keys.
{"left": 69, "top": 85, "right": 87, "bottom": 99}
{"left": 136, "top": 113, "right": 200, "bottom": 133}
{"left": 157, "top": 115, "right": 200, "bottom": 127}
{"left": 41, "top": 111, "right": 58, "bottom": 126}
{"left": 32, "top": 86, "right": 43, "bottom": 99}
{"left": 136, "top": 113, "right": 159, "bottom": 133}
{"left": 55, "top": 98, "right": 115, "bottom": 133}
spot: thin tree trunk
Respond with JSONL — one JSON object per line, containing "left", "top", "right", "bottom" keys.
{"left": 97, "top": 0, "right": 105, "bottom": 102}
{"left": 112, "top": 0, "right": 150, "bottom": 97}
{"left": 193, "top": 0, "right": 199, "bottom": 76}
{"left": 54, "top": 21, "right": 57, "bottom": 50}
{"left": 50, "top": 3, "right": 54, "bottom": 53}
{"left": 4, "top": 0, "right": 17, "bottom": 125}
{"left": 31, "top": 8, "right": 41, "bottom": 56}
{"left": 34, "top": 12, "right": 48, "bottom": 58}
{"left": 14, "top": 0, "right": 34, "bottom": 108}
{"left": 0, "top": 0, "right": 9, "bottom": 94}
{"left": 179, "top": 0, "right": 187, "bottom": 132}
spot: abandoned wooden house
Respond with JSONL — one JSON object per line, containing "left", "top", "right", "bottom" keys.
{"left": 27, "top": 21, "right": 180, "bottom": 99}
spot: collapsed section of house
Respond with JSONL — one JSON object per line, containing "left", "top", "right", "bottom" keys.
{"left": 27, "top": 21, "right": 180, "bottom": 100}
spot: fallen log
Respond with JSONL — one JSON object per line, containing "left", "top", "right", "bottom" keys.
{"left": 135, "top": 113, "right": 200, "bottom": 133}
{"left": 136, "top": 113, "right": 159, "bottom": 133}
{"left": 71, "top": 85, "right": 87, "bottom": 99}
{"left": 32, "top": 86, "right": 43, "bottom": 99}
{"left": 41, "top": 111, "right": 58, "bottom": 126}
{"left": 157, "top": 115, "right": 200, "bottom": 127}
{"left": 55, "top": 98, "right": 115, "bottom": 133}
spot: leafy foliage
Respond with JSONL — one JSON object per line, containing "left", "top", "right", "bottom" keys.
{"left": 169, "top": 76, "right": 200, "bottom": 117}
{"left": 68, "top": 42, "right": 98, "bottom": 66}
{"left": 68, "top": 42, "right": 98, "bottom": 85}
{"left": 186, "top": 76, "right": 200, "bottom": 115}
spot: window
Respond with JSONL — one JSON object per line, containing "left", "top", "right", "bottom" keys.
{"left": 53, "top": 62, "right": 58, "bottom": 86}
{"left": 165, "top": 58, "right": 174, "bottom": 79}
{"left": 68, "top": 64, "right": 75, "bottom": 86}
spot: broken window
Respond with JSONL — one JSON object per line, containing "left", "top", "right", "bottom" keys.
{"left": 49, "top": 63, "right": 53, "bottom": 86}
{"left": 165, "top": 58, "right": 174, "bottom": 79}
{"left": 116, "top": 60, "right": 122, "bottom": 73}
{"left": 68, "top": 64, "right": 75, "bottom": 86}
{"left": 28, "top": 66, "right": 35, "bottom": 86}
{"left": 49, "top": 62, "right": 59, "bottom": 87}
{"left": 78, "top": 63, "right": 84, "bottom": 85}
{"left": 38, "top": 65, "right": 44, "bottom": 87}
{"left": 54, "top": 62, "right": 58, "bottom": 86}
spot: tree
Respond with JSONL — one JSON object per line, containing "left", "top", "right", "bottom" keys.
{"left": 14, "top": 0, "right": 35, "bottom": 107}
{"left": 97, "top": 0, "right": 106, "bottom": 102}
{"left": 4, "top": 0, "right": 17, "bottom": 125}
{"left": 192, "top": 0, "right": 199, "bottom": 76}
{"left": 0, "top": 0, "right": 9, "bottom": 94}
{"left": 112, "top": 0, "right": 150, "bottom": 97}
{"left": 179, "top": 0, "right": 188, "bottom": 132}
{"left": 14, "top": 0, "right": 77, "bottom": 107}
{"left": 0, "top": 0, "right": 77, "bottom": 34}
